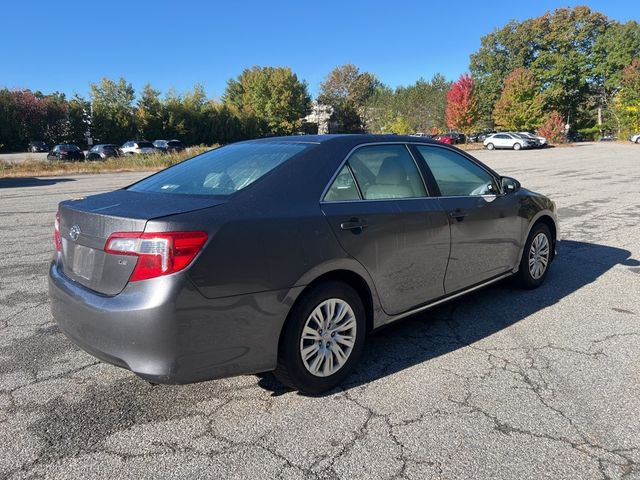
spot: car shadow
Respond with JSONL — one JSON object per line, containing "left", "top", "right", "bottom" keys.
{"left": 0, "top": 177, "right": 76, "bottom": 188}
{"left": 257, "top": 240, "right": 635, "bottom": 396}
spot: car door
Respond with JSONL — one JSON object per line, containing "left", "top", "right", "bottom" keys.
{"left": 412, "top": 144, "right": 522, "bottom": 293}
{"left": 490, "top": 134, "right": 508, "bottom": 148}
{"left": 321, "top": 144, "right": 450, "bottom": 316}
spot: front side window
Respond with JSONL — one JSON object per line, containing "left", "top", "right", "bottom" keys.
{"left": 128, "top": 142, "right": 309, "bottom": 197}
{"left": 347, "top": 145, "right": 427, "bottom": 200}
{"left": 416, "top": 146, "right": 498, "bottom": 196}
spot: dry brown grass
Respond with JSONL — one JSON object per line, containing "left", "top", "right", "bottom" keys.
{"left": 0, "top": 146, "right": 215, "bottom": 178}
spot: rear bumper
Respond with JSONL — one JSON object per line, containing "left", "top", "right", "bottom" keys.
{"left": 48, "top": 261, "right": 302, "bottom": 384}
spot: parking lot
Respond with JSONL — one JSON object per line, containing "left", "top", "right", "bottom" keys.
{"left": 1, "top": 142, "right": 639, "bottom": 479}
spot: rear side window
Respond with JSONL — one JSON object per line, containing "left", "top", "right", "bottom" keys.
{"left": 347, "top": 145, "right": 427, "bottom": 200}
{"left": 416, "top": 146, "right": 497, "bottom": 196}
{"left": 128, "top": 142, "right": 309, "bottom": 197}
{"left": 324, "top": 165, "right": 360, "bottom": 201}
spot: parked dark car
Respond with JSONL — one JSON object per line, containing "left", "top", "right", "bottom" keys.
{"left": 434, "top": 134, "right": 454, "bottom": 145}
{"left": 86, "top": 144, "right": 122, "bottom": 161}
{"left": 47, "top": 144, "right": 84, "bottom": 161}
{"left": 153, "top": 139, "right": 185, "bottom": 153}
{"left": 28, "top": 140, "right": 48, "bottom": 152}
{"left": 49, "top": 135, "right": 557, "bottom": 394}
{"left": 435, "top": 132, "right": 465, "bottom": 144}
{"left": 468, "top": 131, "right": 495, "bottom": 143}
{"left": 567, "top": 131, "right": 585, "bottom": 142}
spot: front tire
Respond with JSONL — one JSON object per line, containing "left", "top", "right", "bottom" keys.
{"left": 274, "top": 281, "right": 366, "bottom": 395}
{"left": 486, "top": 143, "right": 495, "bottom": 150}
{"left": 513, "top": 142, "right": 522, "bottom": 150}
{"left": 516, "top": 223, "right": 552, "bottom": 289}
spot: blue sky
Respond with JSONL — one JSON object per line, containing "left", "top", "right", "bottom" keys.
{"left": 1, "top": 0, "right": 635, "bottom": 100}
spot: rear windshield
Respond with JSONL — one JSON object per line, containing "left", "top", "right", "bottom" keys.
{"left": 136, "top": 141, "right": 154, "bottom": 148}
{"left": 167, "top": 141, "right": 183, "bottom": 147}
{"left": 127, "top": 142, "right": 309, "bottom": 196}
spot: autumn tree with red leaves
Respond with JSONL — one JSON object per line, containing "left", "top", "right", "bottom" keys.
{"left": 537, "top": 111, "right": 566, "bottom": 143}
{"left": 445, "top": 74, "right": 478, "bottom": 138}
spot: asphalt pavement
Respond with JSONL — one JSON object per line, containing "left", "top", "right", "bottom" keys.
{"left": 1, "top": 142, "right": 639, "bottom": 479}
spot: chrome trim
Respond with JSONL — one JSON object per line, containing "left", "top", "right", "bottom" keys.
{"left": 320, "top": 140, "right": 506, "bottom": 202}
{"left": 320, "top": 196, "right": 443, "bottom": 205}
{"left": 388, "top": 271, "right": 513, "bottom": 322}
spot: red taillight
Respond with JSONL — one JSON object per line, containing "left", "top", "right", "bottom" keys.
{"left": 54, "top": 212, "right": 61, "bottom": 252}
{"left": 104, "top": 231, "right": 208, "bottom": 282}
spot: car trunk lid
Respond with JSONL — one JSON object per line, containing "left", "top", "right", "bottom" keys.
{"left": 58, "top": 189, "right": 223, "bottom": 295}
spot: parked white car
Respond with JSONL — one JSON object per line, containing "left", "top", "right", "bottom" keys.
{"left": 630, "top": 133, "right": 640, "bottom": 144}
{"left": 484, "top": 133, "right": 534, "bottom": 150}
{"left": 121, "top": 140, "right": 157, "bottom": 155}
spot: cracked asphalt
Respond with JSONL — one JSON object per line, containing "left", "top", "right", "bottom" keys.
{"left": 1, "top": 142, "right": 639, "bottom": 479}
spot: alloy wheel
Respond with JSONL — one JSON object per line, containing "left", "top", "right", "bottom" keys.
{"left": 299, "top": 298, "right": 357, "bottom": 377}
{"left": 528, "top": 232, "right": 550, "bottom": 279}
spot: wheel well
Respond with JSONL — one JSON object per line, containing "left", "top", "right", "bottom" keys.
{"left": 533, "top": 215, "right": 557, "bottom": 259}
{"left": 290, "top": 270, "right": 374, "bottom": 335}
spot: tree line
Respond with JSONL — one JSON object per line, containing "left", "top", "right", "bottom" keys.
{"left": 0, "top": 6, "right": 638, "bottom": 152}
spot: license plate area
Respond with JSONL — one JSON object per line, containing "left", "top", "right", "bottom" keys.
{"left": 72, "top": 245, "right": 96, "bottom": 280}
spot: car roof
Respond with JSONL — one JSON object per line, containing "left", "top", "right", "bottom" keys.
{"left": 238, "top": 134, "right": 444, "bottom": 148}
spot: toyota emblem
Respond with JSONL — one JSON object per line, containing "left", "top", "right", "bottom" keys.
{"left": 69, "top": 225, "right": 81, "bottom": 241}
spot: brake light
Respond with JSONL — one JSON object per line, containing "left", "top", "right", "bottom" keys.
{"left": 104, "top": 231, "right": 208, "bottom": 281}
{"left": 54, "top": 212, "right": 61, "bottom": 252}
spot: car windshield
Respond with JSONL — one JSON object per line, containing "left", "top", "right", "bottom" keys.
{"left": 127, "top": 142, "right": 310, "bottom": 197}
{"left": 60, "top": 145, "right": 80, "bottom": 151}
{"left": 167, "top": 141, "right": 182, "bottom": 147}
{"left": 137, "top": 141, "right": 154, "bottom": 148}
{"left": 154, "top": 140, "right": 167, "bottom": 146}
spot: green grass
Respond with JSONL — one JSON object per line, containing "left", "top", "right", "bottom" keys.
{"left": 0, "top": 146, "right": 216, "bottom": 178}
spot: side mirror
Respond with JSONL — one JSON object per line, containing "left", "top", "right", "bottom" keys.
{"left": 501, "top": 176, "right": 521, "bottom": 194}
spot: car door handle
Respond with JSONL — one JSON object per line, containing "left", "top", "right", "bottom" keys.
{"left": 340, "top": 218, "right": 368, "bottom": 231}
{"left": 448, "top": 210, "right": 468, "bottom": 221}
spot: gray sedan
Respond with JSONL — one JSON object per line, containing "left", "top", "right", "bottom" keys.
{"left": 49, "top": 135, "right": 557, "bottom": 394}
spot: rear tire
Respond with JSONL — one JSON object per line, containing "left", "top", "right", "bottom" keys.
{"left": 516, "top": 223, "right": 552, "bottom": 289}
{"left": 274, "top": 281, "right": 366, "bottom": 395}
{"left": 486, "top": 143, "right": 495, "bottom": 150}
